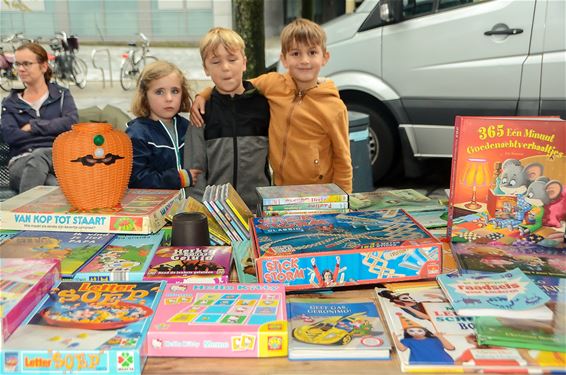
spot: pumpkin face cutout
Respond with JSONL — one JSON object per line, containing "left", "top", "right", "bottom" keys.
{"left": 53, "top": 123, "right": 133, "bottom": 210}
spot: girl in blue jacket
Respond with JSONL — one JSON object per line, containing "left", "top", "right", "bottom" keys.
{"left": 126, "top": 60, "right": 201, "bottom": 191}
{"left": 1, "top": 43, "right": 78, "bottom": 193}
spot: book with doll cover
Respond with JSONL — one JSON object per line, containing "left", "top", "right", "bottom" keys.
{"left": 287, "top": 296, "right": 391, "bottom": 360}
{"left": 0, "top": 186, "right": 182, "bottom": 234}
{"left": 1, "top": 280, "right": 165, "bottom": 375}
{"left": 143, "top": 246, "right": 232, "bottom": 284}
{"left": 74, "top": 231, "right": 164, "bottom": 282}
{"left": 447, "top": 116, "right": 566, "bottom": 248}
{"left": 375, "top": 281, "right": 565, "bottom": 373}
{"left": 0, "top": 258, "right": 60, "bottom": 342}
{"left": 0, "top": 231, "right": 114, "bottom": 278}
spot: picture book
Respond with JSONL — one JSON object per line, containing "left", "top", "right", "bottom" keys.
{"left": 1, "top": 280, "right": 165, "bottom": 375}
{"left": 375, "top": 281, "right": 566, "bottom": 373}
{"left": 447, "top": 116, "right": 566, "bottom": 248}
{"left": 437, "top": 268, "right": 552, "bottom": 320}
{"left": 287, "top": 297, "right": 390, "bottom": 360}
{"left": 217, "top": 185, "right": 248, "bottom": 240}
{"left": 223, "top": 183, "right": 254, "bottom": 230}
{"left": 256, "top": 183, "right": 348, "bottom": 206}
{"left": 475, "top": 277, "right": 566, "bottom": 353}
{"left": 0, "top": 186, "right": 182, "bottom": 234}
{"left": 349, "top": 189, "right": 444, "bottom": 212}
{"left": 73, "top": 231, "right": 165, "bottom": 282}
{"left": 0, "top": 259, "right": 60, "bottom": 342}
{"left": 147, "top": 283, "right": 287, "bottom": 357}
{"left": 143, "top": 246, "right": 232, "bottom": 284}
{"left": 203, "top": 185, "right": 240, "bottom": 243}
{"left": 251, "top": 210, "right": 442, "bottom": 290}
{"left": 451, "top": 242, "right": 566, "bottom": 278}
{"left": 0, "top": 231, "right": 115, "bottom": 278}
{"left": 408, "top": 208, "right": 448, "bottom": 229}
{"left": 232, "top": 240, "right": 258, "bottom": 283}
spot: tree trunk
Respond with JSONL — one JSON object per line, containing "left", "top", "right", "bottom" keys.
{"left": 232, "top": 0, "right": 265, "bottom": 79}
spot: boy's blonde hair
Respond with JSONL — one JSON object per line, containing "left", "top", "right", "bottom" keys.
{"left": 280, "top": 18, "right": 326, "bottom": 55}
{"left": 199, "top": 27, "right": 246, "bottom": 64}
{"left": 131, "top": 60, "right": 192, "bottom": 118}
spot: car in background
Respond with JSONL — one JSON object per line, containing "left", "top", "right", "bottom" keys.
{"left": 311, "top": 0, "right": 565, "bottom": 183}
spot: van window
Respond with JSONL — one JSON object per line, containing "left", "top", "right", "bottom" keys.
{"left": 403, "top": 0, "right": 434, "bottom": 17}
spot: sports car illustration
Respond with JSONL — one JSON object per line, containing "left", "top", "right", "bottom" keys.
{"left": 292, "top": 312, "right": 371, "bottom": 345}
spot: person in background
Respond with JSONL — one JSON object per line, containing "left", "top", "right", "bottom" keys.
{"left": 191, "top": 18, "right": 352, "bottom": 194}
{"left": 186, "top": 27, "right": 270, "bottom": 209}
{"left": 1, "top": 42, "right": 78, "bottom": 193}
{"left": 126, "top": 60, "right": 201, "bottom": 192}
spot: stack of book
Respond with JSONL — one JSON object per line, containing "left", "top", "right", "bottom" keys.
{"left": 202, "top": 184, "right": 253, "bottom": 243}
{"left": 256, "top": 183, "right": 349, "bottom": 217}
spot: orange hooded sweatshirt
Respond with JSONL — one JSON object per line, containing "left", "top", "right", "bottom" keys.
{"left": 201, "top": 72, "right": 352, "bottom": 193}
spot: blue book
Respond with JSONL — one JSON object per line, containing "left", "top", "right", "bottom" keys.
{"left": 1, "top": 280, "right": 165, "bottom": 375}
{"left": 73, "top": 231, "right": 165, "bottom": 282}
{"left": 437, "top": 268, "right": 553, "bottom": 320}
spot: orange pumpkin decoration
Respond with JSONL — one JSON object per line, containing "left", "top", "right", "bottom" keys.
{"left": 53, "top": 123, "right": 133, "bottom": 210}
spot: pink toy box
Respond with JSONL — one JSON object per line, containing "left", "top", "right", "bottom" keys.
{"left": 0, "top": 258, "right": 60, "bottom": 342}
{"left": 147, "top": 283, "right": 288, "bottom": 357}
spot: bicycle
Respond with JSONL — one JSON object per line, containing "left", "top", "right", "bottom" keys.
{"left": 120, "top": 33, "right": 158, "bottom": 90}
{"left": 0, "top": 32, "right": 29, "bottom": 92}
{"left": 48, "top": 31, "right": 88, "bottom": 89}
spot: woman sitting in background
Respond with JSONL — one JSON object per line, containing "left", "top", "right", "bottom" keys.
{"left": 0, "top": 42, "right": 78, "bottom": 193}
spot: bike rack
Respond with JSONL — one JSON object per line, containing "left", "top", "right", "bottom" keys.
{"left": 91, "top": 48, "right": 113, "bottom": 88}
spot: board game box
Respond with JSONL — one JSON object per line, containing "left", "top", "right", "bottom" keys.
{"left": 0, "top": 259, "right": 60, "bottom": 342}
{"left": 74, "top": 231, "right": 165, "bottom": 282}
{"left": 0, "top": 186, "right": 182, "bottom": 234}
{"left": 1, "top": 280, "right": 165, "bottom": 374}
{"left": 251, "top": 210, "right": 442, "bottom": 290}
{"left": 447, "top": 116, "right": 566, "bottom": 248}
{"left": 147, "top": 283, "right": 288, "bottom": 357}
{"left": 143, "top": 246, "right": 232, "bottom": 284}
{"left": 0, "top": 231, "right": 115, "bottom": 278}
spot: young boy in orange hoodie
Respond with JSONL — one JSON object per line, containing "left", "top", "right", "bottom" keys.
{"left": 191, "top": 18, "right": 352, "bottom": 193}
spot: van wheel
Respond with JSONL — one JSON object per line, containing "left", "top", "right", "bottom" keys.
{"left": 344, "top": 102, "right": 399, "bottom": 184}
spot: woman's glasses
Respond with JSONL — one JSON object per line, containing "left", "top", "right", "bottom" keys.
{"left": 14, "top": 61, "right": 39, "bottom": 69}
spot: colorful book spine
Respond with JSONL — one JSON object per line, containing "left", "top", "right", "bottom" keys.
{"left": 263, "top": 202, "right": 349, "bottom": 211}
{"left": 224, "top": 183, "right": 253, "bottom": 230}
{"left": 262, "top": 208, "right": 349, "bottom": 217}
{"left": 203, "top": 186, "right": 239, "bottom": 243}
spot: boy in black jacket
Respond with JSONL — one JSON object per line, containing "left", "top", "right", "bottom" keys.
{"left": 186, "top": 28, "right": 270, "bottom": 209}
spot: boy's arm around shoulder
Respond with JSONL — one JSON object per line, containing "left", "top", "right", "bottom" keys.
{"left": 331, "top": 106, "right": 353, "bottom": 193}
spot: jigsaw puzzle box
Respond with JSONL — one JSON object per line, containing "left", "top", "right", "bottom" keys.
{"left": 147, "top": 283, "right": 288, "bottom": 357}
{"left": 250, "top": 210, "right": 442, "bottom": 291}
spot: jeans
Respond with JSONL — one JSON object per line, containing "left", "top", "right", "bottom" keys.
{"left": 9, "top": 147, "right": 58, "bottom": 193}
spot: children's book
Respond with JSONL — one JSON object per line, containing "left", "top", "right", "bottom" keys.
{"left": 1, "top": 280, "right": 164, "bottom": 375}
{"left": 287, "top": 296, "right": 391, "bottom": 360}
{"left": 0, "top": 258, "right": 60, "bottom": 342}
{"left": 437, "top": 268, "right": 553, "bottom": 320}
{"left": 73, "top": 231, "right": 164, "bottom": 282}
{"left": 143, "top": 246, "right": 232, "bottom": 284}
{"left": 232, "top": 240, "right": 258, "bottom": 283}
{"left": 217, "top": 185, "right": 248, "bottom": 240}
{"left": 223, "top": 183, "right": 254, "bottom": 230}
{"left": 256, "top": 183, "right": 348, "bottom": 206}
{"left": 147, "top": 283, "right": 287, "bottom": 357}
{"left": 447, "top": 116, "right": 566, "bottom": 248}
{"left": 349, "top": 189, "right": 444, "bottom": 212}
{"left": 451, "top": 242, "right": 566, "bottom": 278}
{"left": 375, "top": 281, "right": 566, "bottom": 373}
{"left": 408, "top": 208, "right": 448, "bottom": 229}
{"left": 0, "top": 231, "right": 115, "bottom": 278}
{"left": 203, "top": 185, "right": 240, "bottom": 243}
{"left": 251, "top": 210, "right": 442, "bottom": 290}
{"left": 474, "top": 277, "right": 566, "bottom": 353}
{"left": 0, "top": 186, "right": 182, "bottom": 234}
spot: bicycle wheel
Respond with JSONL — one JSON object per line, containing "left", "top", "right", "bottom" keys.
{"left": 52, "top": 59, "right": 70, "bottom": 89}
{"left": 120, "top": 59, "right": 136, "bottom": 90}
{"left": 0, "top": 69, "right": 13, "bottom": 92}
{"left": 72, "top": 57, "right": 88, "bottom": 89}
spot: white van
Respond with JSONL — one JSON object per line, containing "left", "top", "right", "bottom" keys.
{"left": 316, "top": 0, "right": 566, "bottom": 183}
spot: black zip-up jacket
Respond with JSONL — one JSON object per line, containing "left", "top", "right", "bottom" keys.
{"left": 187, "top": 81, "right": 270, "bottom": 209}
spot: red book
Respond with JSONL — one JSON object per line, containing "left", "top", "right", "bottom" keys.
{"left": 447, "top": 116, "right": 566, "bottom": 248}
